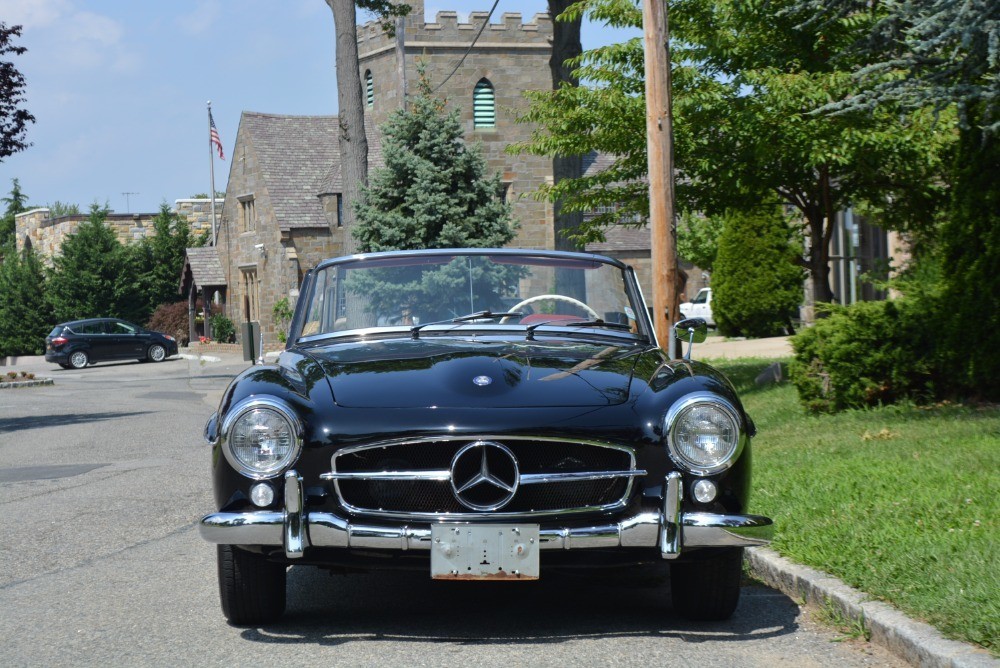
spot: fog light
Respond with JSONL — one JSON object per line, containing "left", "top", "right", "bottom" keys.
{"left": 692, "top": 479, "right": 717, "bottom": 503}
{"left": 250, "top": 482, "right": 275, "bottom": 507}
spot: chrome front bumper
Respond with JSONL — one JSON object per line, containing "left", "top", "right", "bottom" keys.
{"left": 200, "top": 470, "right": 773, "bottom": 560}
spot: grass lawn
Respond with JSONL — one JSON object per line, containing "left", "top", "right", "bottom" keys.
{"left": 709, "top": 358, "right": 1000, "bottom": 655}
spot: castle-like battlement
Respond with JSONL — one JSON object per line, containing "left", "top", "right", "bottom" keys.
{"left": 357, "top": 1, "right": 551, "bottom": 55}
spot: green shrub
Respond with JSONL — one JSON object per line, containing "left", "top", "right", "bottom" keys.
{"left": 272, "top": 298, "right": 293, "bottom": 344}
{"left": 210, "top": 314, "right": 235, "bottom": 343}
{"left": 789, "top": 299, "right": 939, "bottom": 412}
{"left": 712, "top": 205, "right": 804, "bottom": 338}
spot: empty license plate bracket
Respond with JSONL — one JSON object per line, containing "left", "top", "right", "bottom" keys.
{"left": 430, "top": 524, "right": 540, "bottom": 580}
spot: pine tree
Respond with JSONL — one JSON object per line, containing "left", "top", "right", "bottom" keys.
{"left": 353, "top": 68, "right": 517, "bottom": 252}
{"left": 0, "top": 177, "right": 28, "bottom": 247}
{"left": 46, "top": 204, "right": 134, "bottom": 322}
{"left": 348, "top": 71, "right": 519, "bottom": 323}
{"left": 0, "top": 242, "right": 51, "bottom": 357}
{"left": 145, "top": 203, "right": 194, "bottom": 310}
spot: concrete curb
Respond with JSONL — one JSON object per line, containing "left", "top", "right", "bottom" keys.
{"left": 746, "top": 547, "right": 998, "bottom": 667}
{"left": 0, "top": 378, "right": 54, "bottom": 389}
{"left": 178, "top": 353, "right": 221, "bottom": 363}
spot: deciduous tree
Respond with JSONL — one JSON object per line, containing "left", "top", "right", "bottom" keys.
{"left": 0, "top": 23, "right": 34, "bottom": 162}
{"left": 514, "top": 0, "right": 953, "bottom": 306}
{"left": 323, "top": 1, "right": 410, "bottom": 253}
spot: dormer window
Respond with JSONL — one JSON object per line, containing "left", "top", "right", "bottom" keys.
{"left": 365, "top": 70, "right": 374, "bottom": 109}
{"left": 473, "top": 78, "right": 496, "bottom": 129}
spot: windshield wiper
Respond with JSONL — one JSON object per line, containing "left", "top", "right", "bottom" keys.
{"left": 410, "top": 310, "right": 524, "bottom": 339}
{"left": 525, "top": 319, "right": 632, "bottom": 341}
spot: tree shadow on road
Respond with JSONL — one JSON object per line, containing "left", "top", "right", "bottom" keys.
{"left": 0, "top": 411, "right": 151, "bottom": 434}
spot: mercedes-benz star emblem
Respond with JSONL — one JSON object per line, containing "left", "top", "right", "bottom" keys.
{"left": 450, "top": 441, "right": 519, "bottom": 511}
{"left": 472, "top": 375, "right": 493, "bottom": 386}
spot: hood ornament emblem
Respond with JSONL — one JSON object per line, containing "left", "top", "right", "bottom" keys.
{"left": 472, "top": 375, "right": 492, "bottom": 386}
{"left": 450, "top": 441, "right": 519, "bottom": 511}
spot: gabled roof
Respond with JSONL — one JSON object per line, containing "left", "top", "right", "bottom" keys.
{"left": 181, "top": 246, "right": 226, "bottom": 289}
{"left": 240, "top": 112, "right": 383, "bottom": 231}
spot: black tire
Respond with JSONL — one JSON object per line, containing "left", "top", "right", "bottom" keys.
{"left": 217, "top": 545, "right": 286, "bottom": 625}
{"left": 68, "top": 350, "right": 89, "bottom": 369}
{"left": 670, "top": 548, "right": 744, "bottom": 621}
{"left": 147, "top": 344, "right": 167, "bottom": 362}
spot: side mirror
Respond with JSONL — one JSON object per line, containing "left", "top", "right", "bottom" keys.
{"left": 673, "top": 318, "right": 708, "bottom": 359}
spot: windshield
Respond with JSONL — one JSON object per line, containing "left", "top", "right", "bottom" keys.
{"left": 297, "top": 251, "right": 647, "bottom": 341}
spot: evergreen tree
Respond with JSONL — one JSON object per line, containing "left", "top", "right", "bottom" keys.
{"left": 353, "top": 68, "right": 517, "bottom": 252}
{"left": 0, "top": 177, "right": 28, "bottom": 247}
{"left": 797, "top": 0, "right": 999, "bottom": 132}
{"left": 712, "top": 205, "right": 805, "bottom": 338}
{"left": 46, "top": 204, "right": 135, "bottom": 322}
{"left": 347, "top": 71, "right": 519, "bottom": 323}
{"left": 936, "top": 127, "right": 1000, "bottom": 398}
{"left": 0, "top": 242, "right": 51, "bottom": 356}
{"left": 144, "top": 203, "right": 195, "bottom": 310}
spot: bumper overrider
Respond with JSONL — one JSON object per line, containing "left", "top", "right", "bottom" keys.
{"left": 200, "top": 471, "right": 773, "bottom": 560}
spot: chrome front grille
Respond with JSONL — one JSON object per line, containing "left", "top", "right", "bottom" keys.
{"left": 323, "top": 436, "right": 645, "bottom": 520}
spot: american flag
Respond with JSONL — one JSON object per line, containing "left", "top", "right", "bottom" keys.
{"left": 209, "top": 110, "right": 225, "bottom": 160}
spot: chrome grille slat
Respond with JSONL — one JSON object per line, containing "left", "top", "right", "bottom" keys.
{"left": 328, "top": 436, "right": 644, "bottom": 520}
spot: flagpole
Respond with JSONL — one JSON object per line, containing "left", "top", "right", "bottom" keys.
{"left": 207, "top": 100, "right": 218, "bottom": 247}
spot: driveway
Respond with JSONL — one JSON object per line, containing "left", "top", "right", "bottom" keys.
{"left": 0, "top": 352, "right": 905, "bottom": 666}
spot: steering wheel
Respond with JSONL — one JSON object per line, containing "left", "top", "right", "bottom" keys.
{"left": 500, "top": 294, "right": 599, "bottom": 323}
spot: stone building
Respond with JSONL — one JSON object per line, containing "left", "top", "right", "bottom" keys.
{"left": 14, "top": 199, "right": 221, "bottom": 264}
{"left": 214, "top": 1, "right": 560, "bottom": 348}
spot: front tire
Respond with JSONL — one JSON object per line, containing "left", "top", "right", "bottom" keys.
{"left": 68, "top": 351, "right": 89, "bottom": 369}
{"left": 147, "top": 344, "right": 166, "bottom": 362}
{"left": 670, "top": 548, "right": 744, "bottom": 621}
{"left": 217, "top": 545, "right": 286, "bottom": 625}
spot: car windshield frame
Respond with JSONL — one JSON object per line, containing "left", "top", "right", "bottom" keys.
{"left": 288, "top": 249, "right": 656, "bottom": 347}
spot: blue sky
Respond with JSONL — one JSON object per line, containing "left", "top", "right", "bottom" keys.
{"left": 0, "top": 1, "right": 638, "bottom": 215}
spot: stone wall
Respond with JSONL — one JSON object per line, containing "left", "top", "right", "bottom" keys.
{"left": 14, "top": 199, "right": 222, "bottom": 263}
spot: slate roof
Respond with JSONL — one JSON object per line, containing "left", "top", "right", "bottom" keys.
{"left": 182, "top": 246, "right": 226, "bottom": 287}
{"left": 240, "top": 112, "right": 383, "bottom": 231}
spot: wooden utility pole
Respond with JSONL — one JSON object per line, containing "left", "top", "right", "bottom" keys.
{"left": 643, "top": 0, "right": 680, "bottom": 357}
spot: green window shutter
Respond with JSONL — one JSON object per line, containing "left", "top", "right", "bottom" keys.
{"left": 365, "top": 71, "right": 374, "bottom": 108}
{"left": 473, "top": 79, "right": 495, "bottom": 128}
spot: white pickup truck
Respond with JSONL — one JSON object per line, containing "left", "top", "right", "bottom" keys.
{"left": 680, "top": 287, "right": 714, "bottom": 327}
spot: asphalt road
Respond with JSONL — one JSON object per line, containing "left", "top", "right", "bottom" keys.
{"left": 0, "top": 353, "right": 906, "bottom": 667}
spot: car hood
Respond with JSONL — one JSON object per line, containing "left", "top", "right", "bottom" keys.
{"left": 303, "top": 338, "right": 646, "bottom": 408}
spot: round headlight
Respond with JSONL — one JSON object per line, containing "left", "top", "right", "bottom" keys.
{"left": 665, "top": 394, "right": 743, "bottom": 474}
{"left": 222, "top": 398, "right": 302, "bottom": 479}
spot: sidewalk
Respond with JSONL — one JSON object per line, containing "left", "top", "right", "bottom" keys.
{"left": 698, "top": 335, "right": 792, "bottom": 359}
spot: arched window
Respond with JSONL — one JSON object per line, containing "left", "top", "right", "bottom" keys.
{"left": 365, "top": 70, "right": 374, "bottom": 109}
{"left": 473, "top": 79, "right": 495, "bottom": 129}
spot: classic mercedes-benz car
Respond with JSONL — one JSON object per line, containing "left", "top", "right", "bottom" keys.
{"left": 200, "top": 248, "right": 772, "bottom": 625}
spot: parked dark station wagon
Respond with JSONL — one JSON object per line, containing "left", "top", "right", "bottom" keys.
{"left": 45, "top": 318, "right": 178, "bottom": 369}
{"left": 200, "top": 249, "right": 773, "bottom": 625}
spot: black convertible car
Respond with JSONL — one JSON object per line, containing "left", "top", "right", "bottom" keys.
{"left": 200, "top": 249, "right": 772, "bottom": 624}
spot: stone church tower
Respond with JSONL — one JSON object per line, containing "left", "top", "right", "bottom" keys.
{"left": 356, "top": 1, "right": 557, "bottom": 249}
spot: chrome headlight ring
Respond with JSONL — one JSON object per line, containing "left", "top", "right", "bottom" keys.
{"left": 663, "top": 392, "right": 746, "bottom": 476}
{"left": 220, "top": 396, "right": 304, "bottom": 480}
